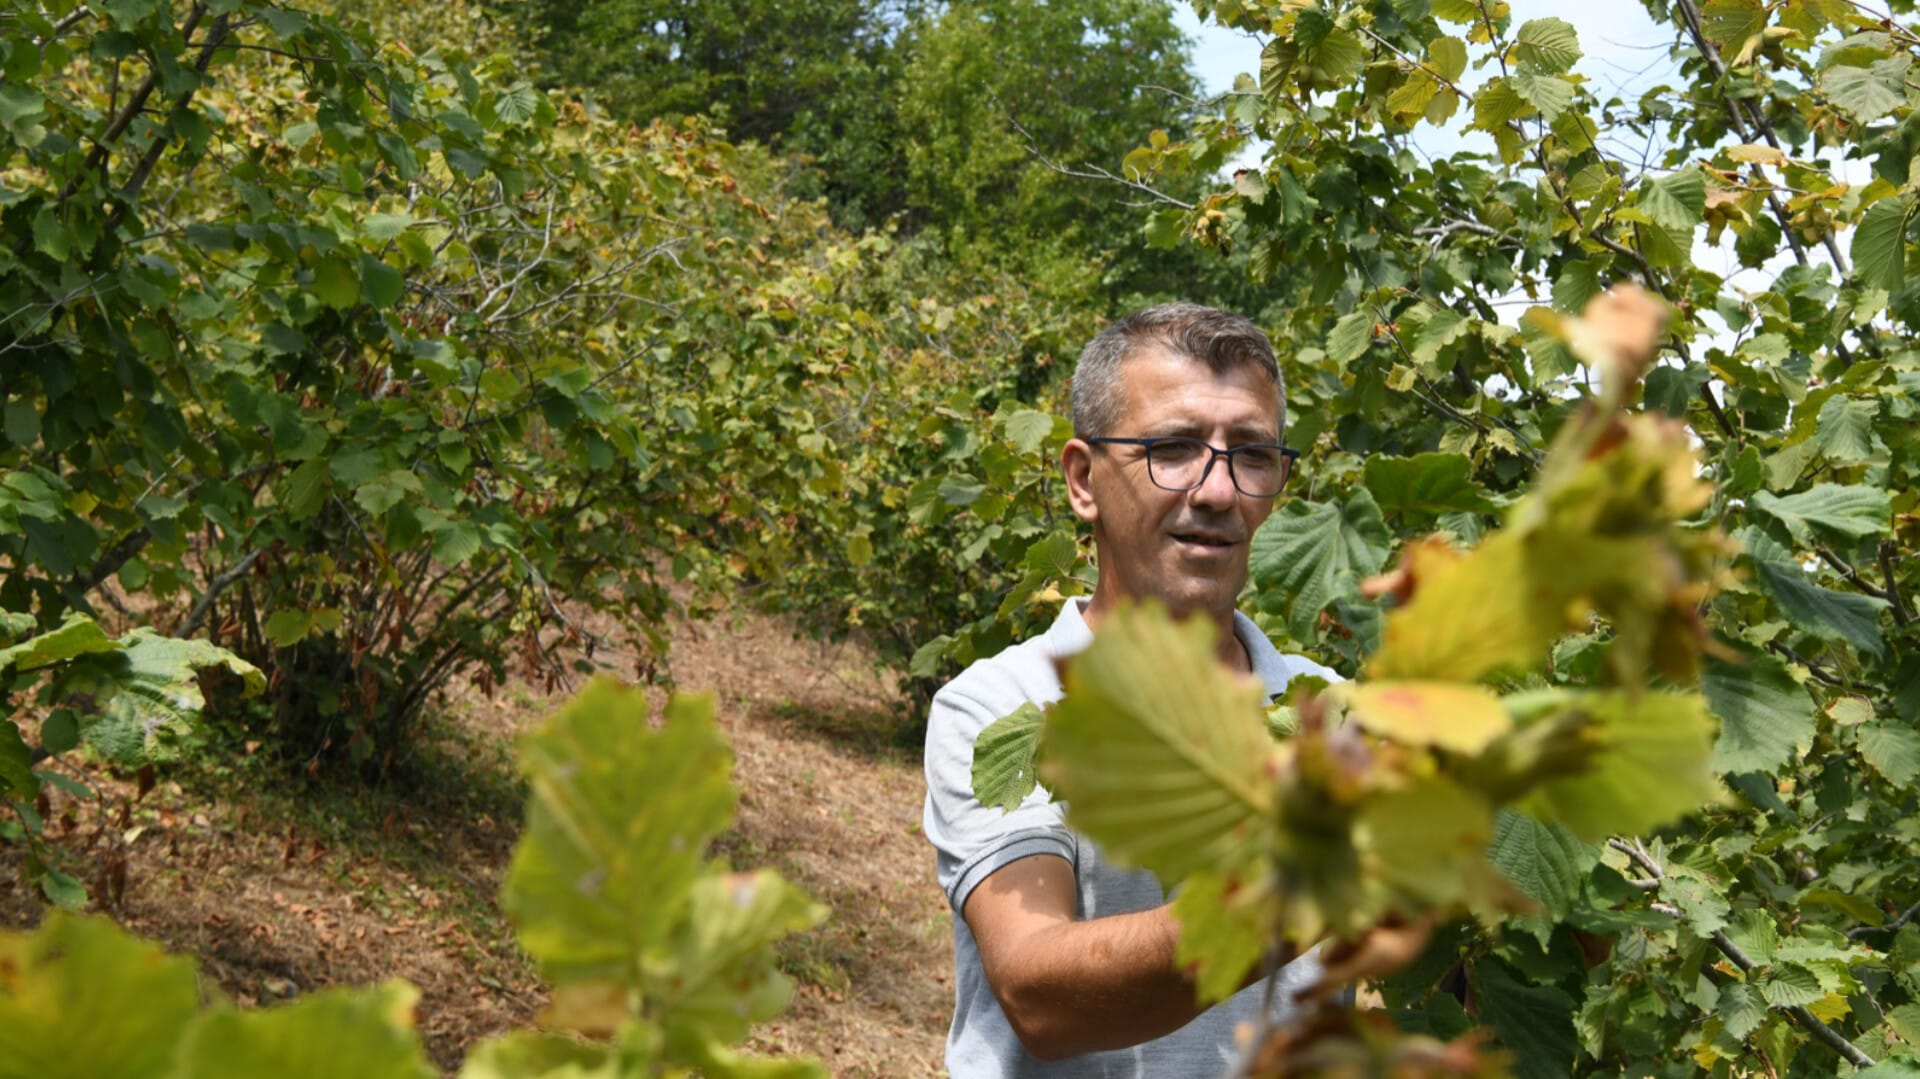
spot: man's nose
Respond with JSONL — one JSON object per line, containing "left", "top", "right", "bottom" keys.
{"left": 1188, "top": 453, "right": 1240, "bottom": 508}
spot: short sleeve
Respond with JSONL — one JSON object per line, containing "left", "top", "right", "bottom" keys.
{"left": 923, "top": 684, "right": 1075, "bottom": 914}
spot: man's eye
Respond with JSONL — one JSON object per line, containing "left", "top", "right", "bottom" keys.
{"left": 1235, "top": 448, "right": 1282, "bottom": 472}
{"left": 1151, "top": 440, "right": 1205, "bottom": 463}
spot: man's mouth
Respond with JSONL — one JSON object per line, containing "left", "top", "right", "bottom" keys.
{"left": 1172, "top": 531, "right": 1237, "bottom": 549}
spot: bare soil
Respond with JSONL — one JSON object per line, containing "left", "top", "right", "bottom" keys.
{"left": 0, "top": 604, "right": 952, "bottom": 1077}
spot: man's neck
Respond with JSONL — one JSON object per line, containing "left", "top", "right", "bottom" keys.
{"left": 1080, "top": 591, "right": 1249, "bottom": 674}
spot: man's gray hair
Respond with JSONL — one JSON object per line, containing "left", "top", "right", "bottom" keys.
{"left": 1069, "top": 302, "right": 1285, "bottom": 438}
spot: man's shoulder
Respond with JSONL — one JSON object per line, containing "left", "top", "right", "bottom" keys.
{"left": 934, "top": 629, "right": 1067, "bottom": 719}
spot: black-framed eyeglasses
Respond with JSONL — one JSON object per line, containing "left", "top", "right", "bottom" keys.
{"left": 1085, "top": 436, "right": 1298, "bottom": 498}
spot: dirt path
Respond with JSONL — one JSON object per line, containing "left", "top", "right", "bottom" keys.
{"left": 0, "top": 604, "right": 953, "bottom": 1076}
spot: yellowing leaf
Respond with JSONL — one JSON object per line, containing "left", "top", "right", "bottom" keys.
{"left": 1727, "top": 142, "right": 1787, "bottom": 166}
{"left": 1340, "top": 681, "right": 1511, "bottom": 754}
{"left": 1517, "top": 692, "right": 1716, "bottom": 840}
{"left": 1043, "top": 602, "right": 1278, "bottom": 882}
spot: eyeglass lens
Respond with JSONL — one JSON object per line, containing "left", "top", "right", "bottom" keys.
{"left": 1146, "top": 439, "right": 1288, "bottom": 497}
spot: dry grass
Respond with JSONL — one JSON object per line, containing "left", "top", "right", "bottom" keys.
{"left": 0, "top": 602, "right": 953, "bottom": 1076}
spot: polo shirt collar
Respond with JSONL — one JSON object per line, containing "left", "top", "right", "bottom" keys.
{"left": 1046, "top": 598, "right": 1297, "bottom": 700}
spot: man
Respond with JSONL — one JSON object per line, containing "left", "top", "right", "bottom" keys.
{"left": 922, "top": 303, "right": 1339, "bottom": 1076}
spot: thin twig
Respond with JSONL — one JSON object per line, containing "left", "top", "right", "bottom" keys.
{"left": 180, "top": 549, "right": 263, "bottom": 636}
{"left": 1849, "top": 897, "right": 1920, "bottom": 941}
{"left": 1007, "top": 115, "right": 1195, "bottom": 210}
{"left": 1878, "top": 541, "right": 1911, "bottom": 627}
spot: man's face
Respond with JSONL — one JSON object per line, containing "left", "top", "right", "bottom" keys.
{"left": 1064, "top": 349, "right": 1284, "bottom": 620}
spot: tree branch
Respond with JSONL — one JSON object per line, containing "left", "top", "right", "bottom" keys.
{"left": 1848, "top": 897, "right": 1920, "bottom": 941}
{"left": 179, "top": 549, "right": 263, "bottom": 637}
{"left": 1007, "top": 115, "right": 1195, "bottom": 210}
{"left": 1878, "top": 540, "right": 1911, "bottom": 628}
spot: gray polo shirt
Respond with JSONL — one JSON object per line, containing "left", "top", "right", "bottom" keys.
{"left": 923, "top": 599, "right": 1341, "bottom": 1077}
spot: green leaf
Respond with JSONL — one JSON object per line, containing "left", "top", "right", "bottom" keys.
{"left": 431, "top": 523, "right": 483, "bottom": 567}
{"left": 0, "top": 613, "right": 120, "bottom": 676}
{"left": 4, "top": 399, "right": 41, "bottom": 446}
{"left": 1473, "top": 77, "right": 1529, "bottom": 130}
{"left": 1518, "top": 693, "right": 1716, "bottom": 841}
{"left": 494, "top": 84, "right": 542, "bottom": 127}
{"left": 358, "top": 254, "right": 405, "bottom": 310}
{"left": 1717, "top": 982, "right": 1768, "bottom": 1040}
{"left": 174, "top": 982, "right": 434, "bottom": 1079}
{"left": 1638, "top": 168, "right": 1707, "bottom": 232}
{"left": 75, "top": 630, "right": 266, "bottom": 766}
{"left": 1699, "top": 0, "right": 1767, "bottom": 53}
{"left": 38, "top": 709, "right": 78, "bottom": 756}
{"left": 1002, "top": 409, "right": 1056, "bottom": 455}
{"left": 459, "top": 1033, "right": 612, "bottom": 1079}
{"left": 0, "top": 721, "right": 36, "bottom": 801}
{"left": 1758, "top": 963, "right": 1824, "bottom": 1007}
{"left": 1824, "top": 57, "right": 1910, "bottom": 121}
{"left": 1857, "top": 721, "right": 1920, "bottom": 786}
{"left": 1753, "top": 559, "right": 1888, "bottom": 657}
{"left": 311, "top": 255, "right": 361, "bottom": 309}
{"left": 263, "top": 609, "right": 313, "bottom": 647}
{"left": 1249, "top": 491, "right": 1390, "bottom": 639}
{"left": 1811, "top": 395, "right": 1879, "bottom": 464}
{"left": 937, "top": 475, "right": 985, "bottom": 507}
{"left": 909, "top": 635, "right": 952, "bottom": 680}
{"left": 1488, "top": 809, "right": 1598, "bottom": 919}
{"left": 1511, "top": 73, "right": 1574, "bottom": 121}
{"left": 1515, "top": 18, "right": 1581, "bottom": 75}
{"left": 1042, "top": 603, "right": 1277, "bottom": 882}
{"left": 1428, "top": 36, "right": 1468, "bottom": 82}
{"left": 1475, "top": 960, "right": 1578, "bottom": 1079}
{"left": 503, "top": 680, "right": 736, "bottom": 985}
{"left": 1703, "top": 653, "right": 1816, "bottom": 774}
{"left": 971, "top": 703, "right": 1045, "bottom": 813}
{"left": 283, "top": 457, "right": 331, "bottom": 522}
{"left": 1170, "top": 872, "right": 1271, "bottom": 1004}
{"left": 653, "top": 871, "right": 826, "bottom": 1054}
{"left": 362, "top": 213, "right": 413, "bottom": 241}
{"left": 1852, "top": 194, "right": 1914, "bottom": 290}
{"left": 1362, "top": 453, "right": 1497, "bottom": 519}
{"left": 0, "top": 914, "right": 200, "bottom": 1079}
{"left": 1749, "top": 484, "right": 1891, "bottom": 543}
{"left": 1326, "top": 310, "right": 1375, "bottom": 364}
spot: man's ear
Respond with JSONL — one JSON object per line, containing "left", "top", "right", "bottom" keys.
{"left": 1062, "top": 439, "right": 1099, "bottom": 524}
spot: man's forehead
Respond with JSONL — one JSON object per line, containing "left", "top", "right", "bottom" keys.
{"left": 1118, "top": 349, "right": 1284, "bottom": 436}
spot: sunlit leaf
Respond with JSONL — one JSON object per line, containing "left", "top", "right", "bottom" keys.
{"left": 503, "top": 679, "right": 736, "bottom": 984}
{"left": 1857, "top": 722, "right": 1920, "bottom": 787}
{"left": 174, "top": 983, "right": 434, "bottom": 1079}
{"left": 1749, "top": 484, "right": 1891, "bottom": 543}
{"left": 1043, "top": 603, "right": 1278, "bottom": 882}
{"left": 1515, "top": 19, "right": 1581, "bottom": 75}
{"left": 1517, "top": 693, "right": 1716, "bottom": 840}
{"left": 1341, "top": 681, "right": 1511, "bottom": 754}
{"left": 971, "top": 703, "right": 1045, "bottom": 812}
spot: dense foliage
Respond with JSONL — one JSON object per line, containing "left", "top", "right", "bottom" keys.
{"left": 0, "top": 678, "right": 827, "bottom": 1078}
{"left": 0, "top": 0, "right": 1100, "bottom": 760}
{"left": 1073, "top": 0, "right": 1920, "bottom": 1072}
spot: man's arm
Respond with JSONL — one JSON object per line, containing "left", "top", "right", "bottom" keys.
{"left": 963, "top": 852, "right": 1235, "bottom": 1061}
